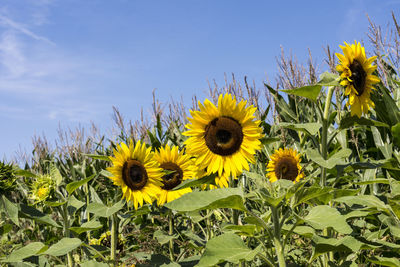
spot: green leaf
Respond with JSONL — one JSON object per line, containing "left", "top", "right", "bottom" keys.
{"left": 67, "top": 195, "right": 85, "bottom": 217}
{"left": 354, "top": 178, "right": 389, "bottom": 185}
{"left": 3, "top": 242, "right": 45, "bottom": 262}
{"left": 223, "top": 224, "right": 258, "bottom": 236}
{"left": 19, "top": 204, "right": 61, "bottom": 228}
{"left": 173, "top": 173, "right": 217, "bottom": 190}
{"left": 43, "top": 238, "right": 82, "bottom": 256}
{"left": 83, "top": 154, "right": 111, "bottom": 161}
{"left": 87, "top": 199, "right": 125, "bottom": 217}
{"left": 197, "top": 233, "right": 261, "bottom": 266}
{"left": 69, "top": 220, "right": 102, "bottom": 234}
{"left": 164, "top": 188, "right": 246, "bottom": 212}
{"left": 281, "top": 85, "right": 322, "bottom": 102}
{"left": 44, "top": 201, "right": 67, "bottom": 207}
{"left": 334, "top": 195, "right": 390, "bottom": 213}
{"left": 14, "top": 169, "right": 36, "bottom": 178}
{"left": 304, "top": 205, "right": 352, "bottom": 234}
{"left": 277, "top": 122, "right": 321, "bottom": 135}
{"left": 80, "top": 261, "right": 109, "bottom": 267}
{"left": 2, "top": 195, "right": 19, "bottom": 226}
{"left": 339, "top": 115, "right": 389, "bottom": 129}
{"left": 50, "top": 165, "right": 63, "bottom": 186}
{"left": 317, "top": 72, "right": 340, "bottom": 86}
{"left": 368, "top": 256, "right": 400, "bottom": 267}
{"left": 66, "top": 174, "right": 95, "bottom": 195}
{"left": 154, "top": 230, "right": 177, "bottom": 245}
{"left": 306, "top": 148, "right": 351, "bottom": 169}
{"left": 371, "top": 126, "right": 393, "bottom": 159}
{"left": 392, "top": 123, "right": 400, "bottom": 147}
{"left": 99, "top": 169, "right": 113, "bottom": 178}
{"left": 312, "top": 236, "right": 364, "bottom": 260}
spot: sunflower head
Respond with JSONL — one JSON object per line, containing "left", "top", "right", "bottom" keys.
{"left": 266, "top": 148, "right": 304, "bottom": 183}
{"left": 335, "top": 41, "right": 380, "bottom": 118}
{"left": 107, "top": 140, "right": 163, "bottom": 210}
{"left": 183, "top": 93, "right": 264, "bottom": 178}
{"left": 30, "top": 174, "right": 55, "bottom": 203}
{"left": 0, "top": 161, "right": 17, "bottom": 193}
{"left": 153, "top": 144, "right": 196, "bottom": 205}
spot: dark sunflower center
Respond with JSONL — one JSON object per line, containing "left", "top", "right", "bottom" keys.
{"left": 160, "top": 162, "right": 183, "bottom": 190}
{"left": 122, "top": 160, "right": 148, "bottom": 190}
{"left": 204, "top": 116, "right": 243, "bottom": 156}
{"left": 349, "top": 59, "right": 367, "bottom": 96}
{"left": 274, "top": 157, "right": 298, "bottom": 181}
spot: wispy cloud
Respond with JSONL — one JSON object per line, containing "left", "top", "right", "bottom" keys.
{"left": 0, "top": 14, "right": 55, "bottom": 45}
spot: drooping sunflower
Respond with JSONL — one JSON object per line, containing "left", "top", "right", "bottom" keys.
{"left": 266, "top": 148, "right": 304, "bottom": 183}
{"left": 153, "top": 144, "right": 196, "bottom": 205}
{"left": 335, "top": 41, "right": 380, "bottom": 118}
{"left": 107, "top": 140, "right": 163, "bottom": 210}
{"left": 183, "top": 93, "right": 264, "bottom": 178}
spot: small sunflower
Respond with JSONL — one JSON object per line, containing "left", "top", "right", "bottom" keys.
{"left": 266, "top": 148, "right": 304, "bottom": 183}
{"left": 183, "top": 93, "right": 264, "bottom": 178}
{"left": 30, "top": 174, "right": 55, "bottom": 203}
{"left": 107, "top": 140, "right": 163, "bottom": 210}
{"left": 153, "top": 144, "right": 196, "bottom": 205}
{"left": 335, "top": 41, "right": 380, "bottom": 117}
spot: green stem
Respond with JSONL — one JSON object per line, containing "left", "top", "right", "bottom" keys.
{"left": 320, "top": 86, "right": 335, "bottom": 187}
{"left": 62, "top": 204, "right": 73, "bottom": 267}
{"left": 110, "top": 213, "right": 118, "bottom": 266}
{"left": 168, "top": 211, "right": 175, "bottom": 262}
{"left": 271, "top": 207, "right": 286, "bottom": 267}
{"left": 320, "top": 86, "right": 335, "bottom": 266}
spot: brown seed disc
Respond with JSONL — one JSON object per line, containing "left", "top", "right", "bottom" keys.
{"left": 160, "top": 162, "right": 183, "bottom": 190}
{"left": 204, "top": 116, "right": 243, "bottom": 156}
{"left": 274, "top": 156, "right": 299, "bottom": 181}
{"left": 349, "top": 59, "right": 367, "bottom": 96}
{"left": 122, "top": 160, "right": 148, "bottom": 190}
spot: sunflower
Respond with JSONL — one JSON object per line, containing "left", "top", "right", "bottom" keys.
{"left": 107, "top": 140, "right": 163, "bottom": 210}
{"left": 153, "top": 144, "right": 196, "bottom": 205}
{"left": 183, "top": 93, "right": 264, "bottom": 179}
{"left": 266, "top": 148, "right": 304, "bottom": 183}
{"left": 335, "top": 41, "right": 380, "bottom": 118}
{"left": 29, "top": 174, "right": 55, "bottom": 203}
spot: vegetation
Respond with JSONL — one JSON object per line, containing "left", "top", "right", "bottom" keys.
{"left": 1, "top": 14, "right": 400, "bottom": 267}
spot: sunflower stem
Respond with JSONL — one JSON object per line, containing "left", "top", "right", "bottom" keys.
{"left": 61, "top": 204, "right": 74, "bottom": 267}
{"left": 320, "top": 86, "right": 334, "bottom": 187}
{"left": 271, "top": 206, "right": 286, "bottom": 267}
{"left": 168, "top": 210, "right": 175, "bottom": 262}
{"left": 110, "top": 213, "right": 118, "bottom": 266}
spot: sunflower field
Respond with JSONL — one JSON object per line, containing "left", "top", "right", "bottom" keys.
{"left": 2, "top": 16, "right": 400, "bottom": 267}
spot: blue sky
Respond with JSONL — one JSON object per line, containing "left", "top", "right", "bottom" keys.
{"left": 1, "top": 0, "right": 399, "bottom": 161}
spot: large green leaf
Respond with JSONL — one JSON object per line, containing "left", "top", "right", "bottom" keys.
{"left": 19, "top": 204, "right": 61, "bottom": 228}
{"left": 66, "top": 174, "right": 95, "bottom": 195}
{"left": 306, "top": 148, "right": 351, "bottom": 169}
{"left": 281, "top": 85, "right": 322, "bottom": 102}
{"left": 87, "top": 199, "right": 125, "bottom": 217}
{"left": 304, "top": 205, "right": 352, "bottom": 234}
{"left": 197, "top": 233, "right": 261, "bottom": 266}
{"left": 164, "top": 188, "right": 246, "bottom": 212}
{"left": 339, "top": 115, "right": 389, "bottom": 129}
{"left": 311, "top": 236, "right": 364, "bottom": 260}
{"left": 333, "top": 195, "right": 390, "bottom": 213}
{"left": 69, "top": 220, "right": 102, "bottom": 234}
{"left": 317, "top": 72, "right": 340, "bottom": 86}
{"left": 43, "top": 238, "right": 82, "bottom": 256}
{"left": 153, "top": 230, "right": 177, "bottom": 245}
{"left": 2, "top": 195, "right": 19, "bottom": 226}
{"left": 277, "top": 122, "right": 321, "bottom": 135}
{"left": 3, "top": 242, "right": 45, "bottom": 262}
{"left": 50, "top": 165, "right": 63, "bottom": 186}
{"left": 368, "top": 256, "right": 400, "bottom": 267}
